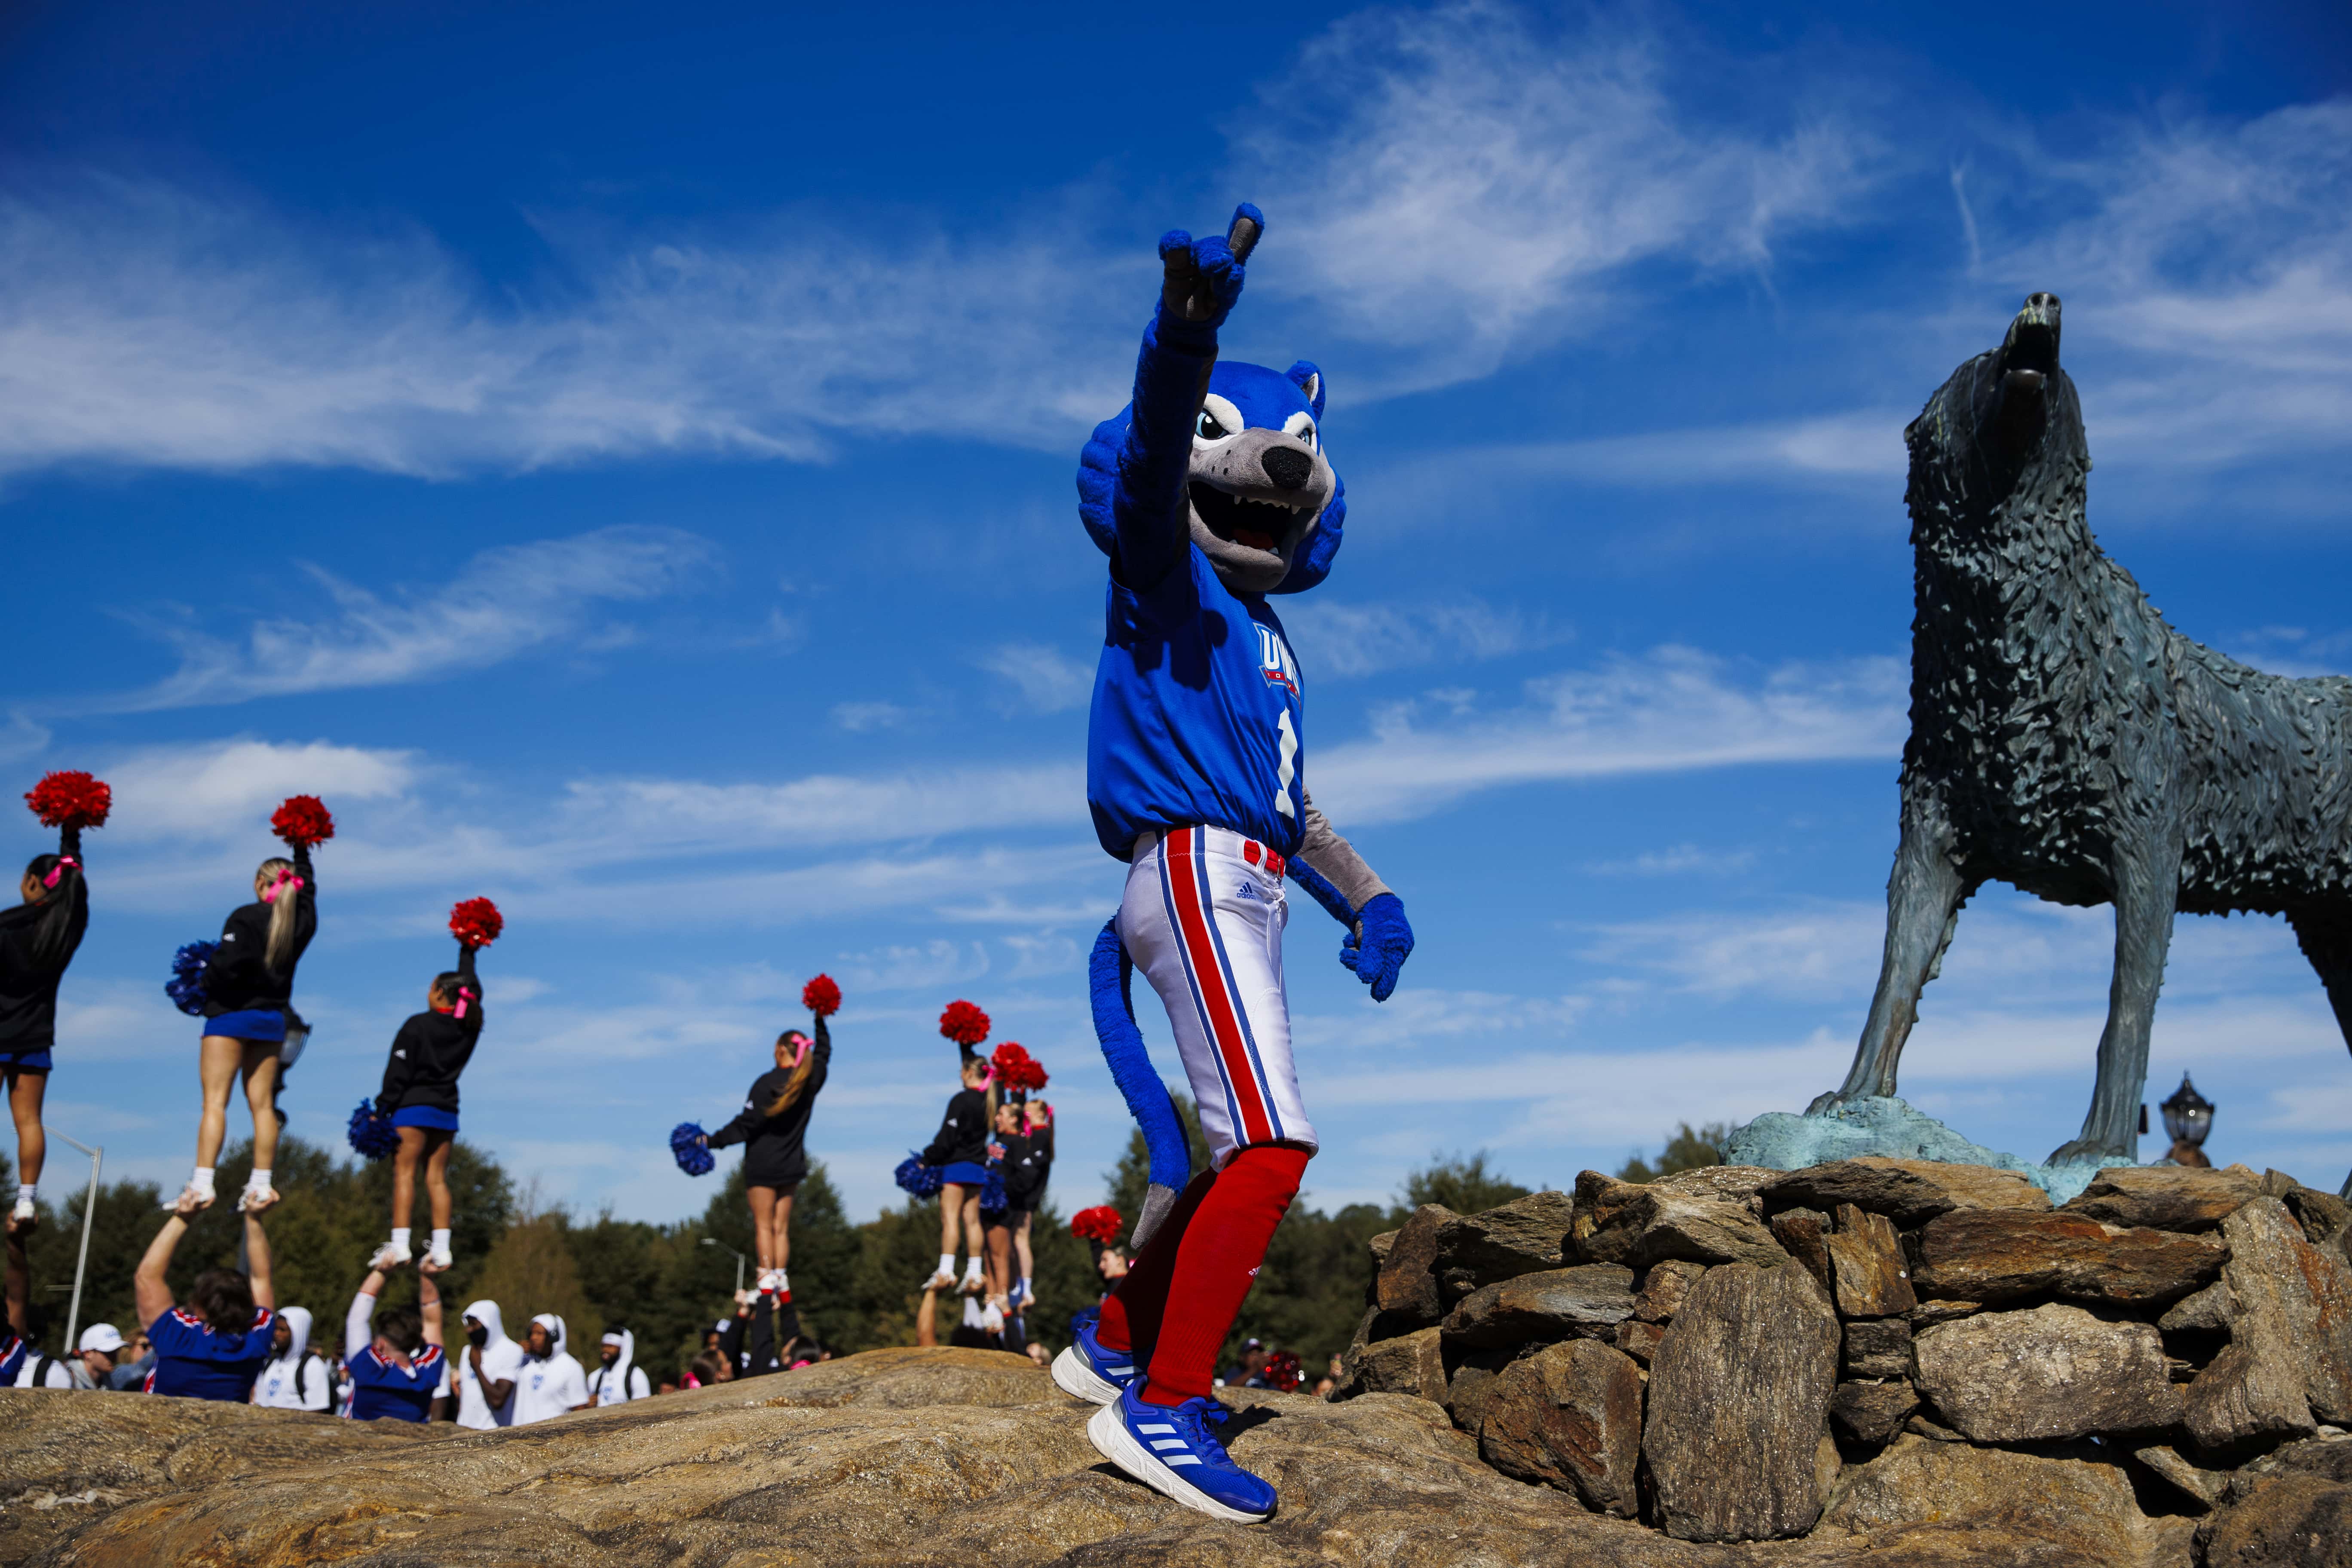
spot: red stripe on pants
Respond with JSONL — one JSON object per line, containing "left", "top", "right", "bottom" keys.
{"left": 1094, "top": 1145, "right": 1310, "bottom": 1405}
{"left": 1165, "top": 829, "right": 1274, "bottom": 1145}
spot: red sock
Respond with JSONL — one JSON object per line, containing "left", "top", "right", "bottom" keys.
{"left": 1139, "top": 1145, "right": 1309, "bottom": 1406}
{"left": 1097, "top": 1166, "right": 1218, "bottom": 1358}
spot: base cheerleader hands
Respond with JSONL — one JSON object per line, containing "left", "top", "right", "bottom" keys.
{"left": 368, "top": 898, "right": 498, "bottom": 1273}
{"left": 179, "top": 795, "right": 330, "bottom": 1214}
{"left": 692, "top": 975, "right": 837, "bottom": 1302}
{"left": 1058, "top": 208, "right": 1414, "bottom": 1525}
{"left": 4, "top": 772, "right": 107, "bottom": 1234}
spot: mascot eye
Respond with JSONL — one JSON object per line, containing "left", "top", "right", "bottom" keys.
{"left": 1283, "top": 411, "right": 1318, "bottom": 449}
{"left": 1196, "top": 410, "right": 1228, "bottom": 440}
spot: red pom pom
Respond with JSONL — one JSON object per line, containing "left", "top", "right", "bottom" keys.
{"left": 938, "top": 999, "right": 990, "bottom": 1047}
{"left": 802, "top": 974, "right": 842, "bottom": 1017}
{"left": 270, "top": 794, "right": 335, "bottom": 847}
{"left": 449, "top": 897, "right": 503, "bottom": 949}
{"left": 1070, "top": 1206, "right": 1124, "bottom": 1245}
{"left": 24, "top": 771, "right": 111, "bottom": 830}
{"left": 990, "top": 1041, "right": 1048, "bottom": 1092}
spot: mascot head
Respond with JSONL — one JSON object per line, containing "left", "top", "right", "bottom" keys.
{"left": 1080, "top": 359, "right": 1347, "bottom": 596}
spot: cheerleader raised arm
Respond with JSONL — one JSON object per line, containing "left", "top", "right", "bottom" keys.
{"left": 4, "top": 772, "right": 108, "bottom": 1234}
{"left": 369, "top": 899, "right": 499, "bottom": 1274}
{"left": 701, "top": 976, "right": 838, "bottom": 1303}
{"left": 183, "top": 796, "right": 329, "bottom": 1214}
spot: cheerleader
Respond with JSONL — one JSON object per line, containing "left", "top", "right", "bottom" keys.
{"left": 918, "top": 1050, "right": 995, "bottom": 1296}
{"left": 368, "top": 906, "right": 494, "bottom": 1274}
{"left": 1002, "top": 1099, "right": 1054, "bottom": 1314}
{"left": 695, "top": 980, "right": 836, "bottom": 1300}
{"left": 183, "top": 797, "right": 328, "bottom": 1214}
{"left": 4, "top": 773, "right": 105, "bottom": 1234}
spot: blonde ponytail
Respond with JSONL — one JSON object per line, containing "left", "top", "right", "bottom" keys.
{"left": 257, "top": 856, "right": 300, "bottom": 973}
{"left": 761, "top": 1032, "right": 818, "bottom": 1118}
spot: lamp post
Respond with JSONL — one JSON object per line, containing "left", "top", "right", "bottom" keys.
{"left": 701, "top": 1236, "right": 746, "bottom": 1296}
{"left": 42, "top": 1127, "right": 102, "bottom": 1357}
{"left": 2160, "top": 1075, "right": 2215, "bottom": 1169}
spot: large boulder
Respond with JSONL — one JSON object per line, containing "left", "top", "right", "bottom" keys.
{"left": 1571, "top": 1172, "right": 1789, "bottom": 1270}
{"left": 1911, "top": 1209, "right": 2228, "bottom": 1306}
{"left": 2201, "top": 1436, "right": 2352, "bottom": 1567}
{"left": 1477, "top": 1337, "right": 1645, "bottom": 1517}
{"left": 1758, "top": 1158, "right": 2050, "bottom": 1228}
{"left": 1641, "top": 1260, "right": 1840, "bottom": 1542}
{"left": 2059, "top": 1163, "right": 2262, "bottom": 1231}
{"left": 2184, "top": 1196, "right": 2352, "bottom": 1446}
{"left": 1432, "top": 1190, "right": 1574, "bottom": 1296}
{"left": 1912, "top": 1302, "right": 2180, "bottom": 1442}
{"left": 1374, "top": 1203, "right": 1456, "bottom": 1326}
{"left": 1441, "top": 1264, "right": 1637, "bottom": 1349}
{"left": 1816, "top": 1434, "right": 2196, "bottom": 1568}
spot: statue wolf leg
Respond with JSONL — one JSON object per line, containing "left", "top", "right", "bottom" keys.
{"left": 1814, "top": 797, "right": 1971, "bottom": 1112}
{"left": 2048, "top": 843, "right": 2182, "bottom": 1166}
{"left": 2285, "top": 905, "right": 2352, "bottom": 1198}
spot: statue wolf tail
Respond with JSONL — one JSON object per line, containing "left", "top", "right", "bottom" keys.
{"left": 1087, "top": 860, "right": 1360, "bottom": 1251}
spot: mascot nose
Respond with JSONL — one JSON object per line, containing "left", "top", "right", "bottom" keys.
{"left": 1262, "top": 445, "right": 1312, "bottom": 491}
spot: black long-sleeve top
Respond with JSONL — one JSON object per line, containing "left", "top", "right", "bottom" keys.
{"left": 376, "top": 947, "right": 483, "bottom": 1116}
{"left": 1003, "top": 1120, "right": 1054, "bottom": 1208}
{"left": 202, "top": 842, "right": 317, "bottom": 1016}
{"left": 922, "top": 1087, "right": 989, "bottom": 1168}
{"left": 707, "top": 1017, "right": 831, "bottom": 1187}
{"left": 0, "top": 826, "right": 88, "bottom": 1049}
{"left": 719, "top": 1295, "right": 796, "bottom": 1379}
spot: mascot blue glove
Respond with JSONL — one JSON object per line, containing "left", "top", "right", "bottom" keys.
{"left": 1343, "top": 892, "right": 1415, "bottom": 1002}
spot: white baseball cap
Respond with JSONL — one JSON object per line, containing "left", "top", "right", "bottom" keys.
{"left": 78, "top": 1323, "right": 125, "bottom": 1354}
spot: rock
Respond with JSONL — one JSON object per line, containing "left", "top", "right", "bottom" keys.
{"left": 1614, "top": 1319, "right": 1665, "bottom": 1366}
{"left": 1758, "top": 1155, "right": 2052, "bottom": 1228}
{"left": 2261, "top": 1167, "right": 2304, "bottom": 1197}
{"left": 1441, "top": 1264, "right": 1637, "bottom": 1349}
{"left": 1432, "top": 1190, "right": 1574, "bottom": 1292}
{"left": 1572, "top": 1172, "right": 1790, "bottom": 1270}
{"left": 2287, "top": 1186, "right": 2352, "bottom": 1249}
{"left": 2061, "top": 1163, "right": 2263, "bottom": 1231}
{"left": 2159, "top": 1278, "right": 2235, "bottom": 1333}
{"left": 1478, "top": 1338, "right": 1645, "bottom": 1517}
{"left": 2204, "top": 1197, "right": 2352, "bottom": 1430}
{"left": 1817, "top": 1433, "right": 2197, "bottom": 1568}
{"left": 1912, "top": 1302, "right": 2181, "bottom": 1442}
{"left": 1908, "top": 1298, "right": 1983, "bottom": 1326}
{"left": 1830, "top": 1381, "right": 1918, "bottom": 1446}
{"left": 1367, "top": 1228, "right": 1399, "bottom": 1269}
{"left": 1648, "top": 1165, "right": 1781, "bottom": 1211}
{"left": 2188, "top": 1342, "right": 2319, "bottom": 1450}
{"left": 1633, "top": 1258, "right": 1709, "bottom": 1322}
{"left": 1827, "top": 1204, "right": 1917, "bottom": 1318}
{"left": 1843, "top": 1318, "right": 1914, "bottom": 1381}
{"left": 1770, "top": 1207, "right": 1835, "bottom": 1294}
{"left": 1374, "top": 1203, "right": 1456, "bottom": 1326}
{"left": 2130, "top": 1443, "right": 2232, "bottom": 1510}
{"left": 2233, "top": 1433, "right": 2352, "bottom": 1493}
{"left": 1641, "top": 1260, "right": 1840, "bottom": 1542}
{"left": 1442, "top": 1352, "right": 1512, "bottom": 1434}
{"left": 2202, "top": 1471, "right": 2352, "bottom": 1568}
{"left": 1352, "top": 1328, "right": 1447, "bottom": 1403}
{"left": 1912, "top": 1208, "right": 2228, "bottom": 1305}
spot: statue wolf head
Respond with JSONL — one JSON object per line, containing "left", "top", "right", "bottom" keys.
{"left": 1905, "top": 293, "right": 2088, "bottom": 547}
{"left": 1078, "top": 358, "right": 1347, "bottom": 595}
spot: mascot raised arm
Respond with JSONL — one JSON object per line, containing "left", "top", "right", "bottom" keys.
{"left": 1056, "top": 205, "right": 1414, "bottom": 1525}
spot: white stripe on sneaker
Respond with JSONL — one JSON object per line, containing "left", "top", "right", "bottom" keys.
{"left": 1165, "top": 1455, "right": 1203, "bottom": 1466}
{"left": 1137, "top": 1424, "right": 1175, "bottom": 1434}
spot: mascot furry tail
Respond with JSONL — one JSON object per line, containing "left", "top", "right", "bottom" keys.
{"left": 1087, "top": 859, "right": 1362, "bottom": 1250}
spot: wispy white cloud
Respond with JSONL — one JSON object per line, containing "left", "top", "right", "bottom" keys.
{"left": 95, "top": 526, "right": 716, "bottom": 711}
{"left": 1311, "top": 646, "right": 1905, "bottom": 824}
{"left": 1282, "top": 594, "right": 1568, "bottom": 680}
{"left": 1587, "top": 842, "right": 1757, "bottom": 876}
{"left": 976, "top": 642, "right": 1095, "bottom": 713}
{"left": 99, "top": 737, "right": 419, "bottom": 843}
{"left": 830, "top": 700, "right": 917, "bottom": 732}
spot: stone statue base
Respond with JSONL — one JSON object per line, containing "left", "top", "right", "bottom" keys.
{"left": 1724, "top": 1096, "right": 2115, "bottom": 1204}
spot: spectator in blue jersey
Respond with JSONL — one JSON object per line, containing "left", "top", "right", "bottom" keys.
{"left": 133, "top": 1194, "right": 277, "bottom": 1400}
{"left": 341, "top": 1262, "right": 445, "bottom": 1421}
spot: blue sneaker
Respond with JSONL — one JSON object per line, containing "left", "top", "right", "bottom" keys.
{"left": 1085, "top": 1379, "right": 1277, "bottom": 1524}
{"left": 1050, "top": 1308, "right": 1137, "bottom": 1405}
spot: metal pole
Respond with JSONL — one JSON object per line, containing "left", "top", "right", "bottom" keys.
{"left": 47, "top": 1130, "right": 101, "bottom": 1359}
{"left": 700, "top": 1236, "right": 746, "bottom": 1295}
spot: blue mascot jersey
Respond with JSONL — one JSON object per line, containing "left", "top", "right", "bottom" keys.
{"left": 1089, "top": 540, "right": 1305, "bottom": 860}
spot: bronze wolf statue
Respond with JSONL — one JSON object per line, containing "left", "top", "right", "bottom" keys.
{"left": 1814, "top": 294, "right": 2352, "bottom": 1196}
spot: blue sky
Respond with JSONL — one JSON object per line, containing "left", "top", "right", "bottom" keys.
{"left": 5, "top": 0, "right": 2350, "bottom": 1222}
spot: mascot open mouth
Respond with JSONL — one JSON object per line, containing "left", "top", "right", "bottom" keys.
{"left": 1189, "top": 481, "right": 1306, "bottom": 551}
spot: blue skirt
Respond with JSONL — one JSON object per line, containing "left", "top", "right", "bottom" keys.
{"left": 203, "top": 1009, "right": 286, "bottom": 1044}
{"left": 0, "top": 1047, "right": 52, "bottom": 1075}
{"left": 939, "top": 1161, "right": 989, "bottom": 1187}
{"left": 389, "top": 1106, "right": 459, "bottom": 1132}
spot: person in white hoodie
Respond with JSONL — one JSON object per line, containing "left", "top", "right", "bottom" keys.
{"left": 587, "top": 1327, "right": 650, "bottom": 1406}
{"left": 251, "top": 1305, "right": 328, "bottom": 1411}
{"left": 454, "top": 1298, "right": 524, "bottom": 1429}
{"left": 511, "top": 1311, "right": 590, "bottom": 1425}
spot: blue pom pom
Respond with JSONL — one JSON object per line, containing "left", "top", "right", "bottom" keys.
{"left": 980, "top": 1164, "right": 1008, "bottom": 1217}
{"left": 347, "top": 1100, "right": 398, "bottom": 1161}
{"left": 894, "top": 1154, "right": 942, "bottom": 1197}
{"left": 670, "top": 1123, "right": 714, "bottom": 1177}
{"left": 166, "top": 940, "right": 216, "bottom": 1017}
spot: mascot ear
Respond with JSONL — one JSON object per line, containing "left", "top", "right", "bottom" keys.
{"left": 1285, "top": 361, "right": 1326, "bottom": 420}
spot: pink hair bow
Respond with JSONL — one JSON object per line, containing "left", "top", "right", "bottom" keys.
{"left": 454, "top": 986, "right": 477, "bottom": 1020}
{"left": 262, "top": 872, "right": 305, "bottom": 903}
{"left": 41, "top": 855, "right": 78, "bottom": 889}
